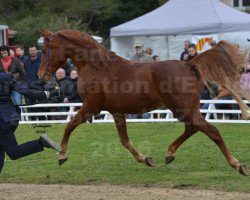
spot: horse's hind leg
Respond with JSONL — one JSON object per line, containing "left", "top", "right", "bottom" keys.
{"left": 193, "top": 112, "right": 248, "bottom": 176}
{"left": 113, "top": 113, "right": 155, "bottom": 167}
{"left": 58, "top": 105, "right": 99, "bottom": 166}
{"left": 166, "top": 123, "right": 198, "bottom": 165}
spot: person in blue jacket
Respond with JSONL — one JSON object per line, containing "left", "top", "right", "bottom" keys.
{"left": 0, "top": 72, "right": 61, "bottom": 173}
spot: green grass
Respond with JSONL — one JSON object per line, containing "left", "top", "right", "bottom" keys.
{"left": 0, "top": 123, "right": 250, "bottom": 192}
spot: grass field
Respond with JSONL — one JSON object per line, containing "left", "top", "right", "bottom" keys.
{"left": 0, "top": 123, "right": 249, "bottom": 192}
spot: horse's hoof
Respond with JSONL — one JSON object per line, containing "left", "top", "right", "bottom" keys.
{"left": 239, "top": 164, "right": 248, "bottom": 176}
{"left": 165, "top": 155, "right": 175, "bottom": 165}
{"left": 58, "top": 155, "right": 68, "bottom": 166}
{"left": 144, "top": 157, "right": 155, "bottom": 167}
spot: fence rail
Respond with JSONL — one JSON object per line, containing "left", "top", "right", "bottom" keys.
{"left": 19, "top": 100, "right": 250, "bottom": 124}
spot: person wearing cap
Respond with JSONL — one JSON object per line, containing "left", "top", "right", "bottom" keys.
{"left": 130, "top": 41, "right": 153, "bottom": 63}
{"left": 0, "top": 72, "right": 61, "bottom": 173}
{"left": 129, "top": 41, "right": 153, "bottom": 120}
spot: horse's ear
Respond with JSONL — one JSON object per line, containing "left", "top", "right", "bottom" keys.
{"left": 40, "top": 29, "right": 52, "bottom": 40}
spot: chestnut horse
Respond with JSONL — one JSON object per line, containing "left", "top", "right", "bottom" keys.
{"left": 38, "top": 29, "right": 249, "bottom": 175}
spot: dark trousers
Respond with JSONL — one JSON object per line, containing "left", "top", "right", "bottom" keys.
{"left": 0, "top": 118, "right": 44, "bottom": 173}
{"left": 24, "top": 97, "right": 46, "bottom": 120}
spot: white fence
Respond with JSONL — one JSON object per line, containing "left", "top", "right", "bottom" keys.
{"left": 19, "top": 100, "right": 250, "bottom": 124}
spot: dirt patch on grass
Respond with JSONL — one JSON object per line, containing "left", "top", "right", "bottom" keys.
{"left": 1, "top": 183, "right": 250, "bottom": 200}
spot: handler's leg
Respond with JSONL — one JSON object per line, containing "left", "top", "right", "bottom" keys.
{"left": 0, "top": 119, "right": 59, "bottom": 161}
{"left": 113, "top": 113, "right": 155, "bottom": 167}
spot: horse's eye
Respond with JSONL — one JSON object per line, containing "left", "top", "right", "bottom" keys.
{"left": 42, "top": 49, "right": 46, "bottom": 54}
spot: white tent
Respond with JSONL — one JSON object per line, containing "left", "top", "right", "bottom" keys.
{"left": 110, "top": 0, "right": 250, "bottom": 60}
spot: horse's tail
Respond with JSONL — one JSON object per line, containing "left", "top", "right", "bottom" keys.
{"left": 188, "top": 40, "right": 250, "bottom": 119}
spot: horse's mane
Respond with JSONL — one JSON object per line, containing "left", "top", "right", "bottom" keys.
{"left": 58, "top": 29, "right": 112, "bottom": 71}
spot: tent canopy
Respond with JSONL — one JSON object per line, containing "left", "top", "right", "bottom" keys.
{"left": 110, "top": 0, "right": 250, "bottom": 36}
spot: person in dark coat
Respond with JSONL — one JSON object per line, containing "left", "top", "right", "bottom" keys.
{"left": 61, "top": 69, "right": 81, "bottom": 103}
{"left": 25, "top": 45, "right": 41, "bottom": 85}
{"left": 0, "top": 45, "right": 26, "bottom": 105}
{"left": 15, "top": 45, "right": 28, "bottom": 70}
{"left": 42, "top": 68, "right": 69, "bottom": 120}
{"left": 0, "top": 73, "right": 61, "bottom": 173}
{"left": 24, "top": 45, "right": 42, "bottom": 119}
{"left": 43, "top": 68, "right": 68, "bottom": 103}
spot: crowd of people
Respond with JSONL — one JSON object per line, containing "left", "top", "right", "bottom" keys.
{"left": 0, "top": 44, "right": 82, "bottom": 121}
{"left": 129, "top": 39, "right": 250, "bottom": 120}
{"left": 1, "top": 40, "right": 250, "bottom": 121}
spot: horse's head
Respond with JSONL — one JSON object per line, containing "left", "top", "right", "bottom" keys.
{"left": 38, "top": 29, "right": 66, "bottom": 80}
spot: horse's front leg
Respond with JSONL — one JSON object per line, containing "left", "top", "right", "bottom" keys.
{"left": 58, "top": 105, "right": 99, "bottom": 166}
{"left": 112, "top": 113, "right": 155, "bottom": 167}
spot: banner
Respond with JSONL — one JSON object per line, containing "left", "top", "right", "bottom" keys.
{"left": 192, "top": 34, "right": 218, "bottom": 52}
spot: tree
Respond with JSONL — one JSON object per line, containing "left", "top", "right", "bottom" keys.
{"left": 0, "top": 0, "right": 168, "bottom": 47}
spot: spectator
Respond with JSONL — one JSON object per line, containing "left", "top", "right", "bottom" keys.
{"left": 152, "top": 55, "right": 160, "bottom": 62}
{"left": 145, "top": 47, "right": 153, "bottom": 56}
{"left": 25, "top": 44, "right": 41, "bottom": 85}
{"left": 200, "top": 83, "right": 218, "bottom": 100}
{"left": 0, "top": 45, "right": 26, "bottom": 105}
{"left": 240, "top": 58, "right": 250, "bottom": 96}
{"left": 130, "top": 41, "right": 153, "bottom": 63}
{"left": 44, "top": 68, "right": 68, "bottom": 120}
{"left": 180, "top": 40, "right": 191, "bottom": 61}
{"left": 15, "top": 45, "right": 28, "bottom": 69}
{"left": 201, "top": 86, "right": 237, "bottom": 119}
{"left": 61, "top": 69, "right": 81, "bottom": 103}
{"left": 24, "top": 45, "right": 41, "bottom": 106}
{"left": 129, "top": 42, "right": 152, "bottom": 119}
{"left": 200, "top": 83, "right": 218, "bottom": 118}
{"left": 44, "top": 68, "right": 67, "bottom": 103}
{"left": 187, "top": 44, "right": 198, "bottom": 61}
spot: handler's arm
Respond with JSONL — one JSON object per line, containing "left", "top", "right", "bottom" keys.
{"left": 12, "top": 80, "right": 49, "bottom": 100}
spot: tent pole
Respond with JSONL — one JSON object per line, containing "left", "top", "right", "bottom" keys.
{"left": 166, "top": 36, "right": 170, "bottom": 60}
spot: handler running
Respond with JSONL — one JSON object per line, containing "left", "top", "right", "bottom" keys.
{"left": 0, "top": 72, "right": 61, "bottom": 173}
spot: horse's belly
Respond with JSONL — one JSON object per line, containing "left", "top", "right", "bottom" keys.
{"left": 105, "top": 94, "right": 164, "bottom": 114}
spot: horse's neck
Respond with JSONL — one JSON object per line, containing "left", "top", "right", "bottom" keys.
{"left": 67, "top": 53, "right": 87, "bottom": 70}
{"left": 67, "top": 45, "right": 130, "bottom": 72}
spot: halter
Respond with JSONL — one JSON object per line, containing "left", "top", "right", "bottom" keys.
{"left": 41, "top": 32, "right": 61, "bottom": 97}
{"left": 41, "top": 33, "right": 54, "bottom": 82}
{"left": 45, "top": 33, "right": 54, "bottom": 73}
